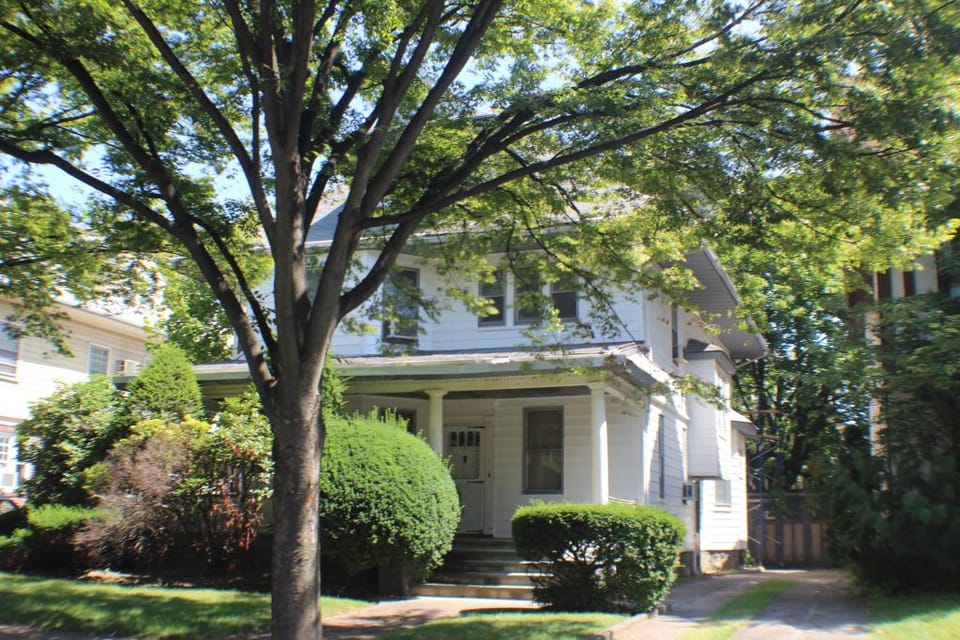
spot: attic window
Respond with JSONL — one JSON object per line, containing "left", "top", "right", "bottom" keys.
{"left": 382, "top": 268, "right": 419, "bottom": 343}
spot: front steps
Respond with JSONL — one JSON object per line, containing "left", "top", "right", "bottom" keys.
{"left": 412, "top": 536, "right": 538, "bottom": 600}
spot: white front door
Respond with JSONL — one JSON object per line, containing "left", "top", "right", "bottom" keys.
{"left": 446, "top": 426, "right": 486, "bottom": 533}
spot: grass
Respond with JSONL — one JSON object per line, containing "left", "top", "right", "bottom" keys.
{"left": 869, "top": 592, "right": 960, "bottom": 640}
{"left": 675, "top": 580, "right": 796, "bottom": 640}
{"left": 380, "top": 611, "right": 626, "bottom": 640}
{"left": 0, "top": 572, "right": 369, "bottom": 639}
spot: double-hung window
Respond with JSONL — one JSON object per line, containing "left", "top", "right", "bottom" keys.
{"left": 478, "top": 268, "right": 505, "bottom": 326}
{"left": 551, "top": 272, "right": 578, "bottom": 321}
{"left": 524, "top": 408, "right": 563, "bottom": 494}
{"left": 0, "top": 326, "right": 18, "bottom": 379}
{"left": 514, "top": 266, "right": 542, "bottom": 325}
{"left": 382, "top": 268, "right": 419, "bottom": 343}
{"left": 88, "top": 345, "right": 110, "bottom": 375}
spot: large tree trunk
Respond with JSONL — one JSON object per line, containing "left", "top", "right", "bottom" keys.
{"left": 270, "top": 395, "right": 325, "bottom": 639}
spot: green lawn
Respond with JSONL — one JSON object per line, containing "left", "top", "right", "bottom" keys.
{"left": 675, "top": 580, "right": 796, "bottom": 640}
{"left": 869, "top": 592, "right": 960, "bottom": 640}
{"left": 380, "top": 611, "right": 626, "bottom": 640}
{"left": 0, "top": 572, "right": 369, "bottom": 639}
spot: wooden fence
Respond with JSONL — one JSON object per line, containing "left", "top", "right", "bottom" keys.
{"left": 747, "top": 493, "right": 835, "bottom": 567}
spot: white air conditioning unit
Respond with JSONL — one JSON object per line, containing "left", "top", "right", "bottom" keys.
{"left": 115, "top": 359, "right": 141, "bottom": 375}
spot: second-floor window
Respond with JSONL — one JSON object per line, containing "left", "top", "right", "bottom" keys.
{"left": 551, "top": 272, "right": 578, "bottom": 321}
{"left": 478, "top": 269, "right": 505, "bottom": 326}
{"left": 382, "top": 268, "right": 419, "bottom": 343}
{"left": 514, "top": 266, "right": 542, "bottom": 325}
{"left": 0, "top": 327, "right": 19, "bottom": 379}
{"left": 88, "top": 345, "right": 110, "bottom": 375}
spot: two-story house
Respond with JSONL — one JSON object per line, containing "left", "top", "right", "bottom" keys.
{"left": 196, "top": 204, "right": 766, "bottom": 576}
{"left": 0, "top": 298, "right": 150, "bottom": 496}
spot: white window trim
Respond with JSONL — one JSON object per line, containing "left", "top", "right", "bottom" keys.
{"left": 523, "top": 406, "right": 564, "bottom": 495}
{"left": 88, "top": 344, "right": 111, "bottom": 375}
{"left": 0, "top": 325, "right": 20, "bottom": 381}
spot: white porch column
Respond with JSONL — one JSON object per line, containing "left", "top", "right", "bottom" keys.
{"left": 426, "top": 389, "right": 447, "bottom": 455}
{"left": 589, "top": 382, "right": 610, "bottom": 504}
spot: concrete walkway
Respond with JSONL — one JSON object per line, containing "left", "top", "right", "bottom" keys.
{"left": 608, "top": 569, "right": 868, "bottom": 640}
{"left": 0, "top": 569, "right": 867, "bottom": 639}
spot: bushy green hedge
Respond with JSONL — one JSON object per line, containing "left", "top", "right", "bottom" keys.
{"left": 320, "top": 412, "right": 460, "bottom": 581}
{"left": 0, "top": 504, "right": 105, "bottom": 573}
{"left": 512, "top": 502, "right": 685, "bottom": 613}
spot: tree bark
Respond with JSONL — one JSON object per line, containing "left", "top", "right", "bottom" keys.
{"left": 270, "top": 393, "right": 325, "bottom": 639}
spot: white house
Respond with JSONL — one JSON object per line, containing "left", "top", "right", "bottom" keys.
{"left": 197, "top": 205, "right": 767, "bottom": 576}
{"left": 0, "top": 298, "right": 150, "bottom": 496}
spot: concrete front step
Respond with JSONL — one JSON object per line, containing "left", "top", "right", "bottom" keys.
{"left": 411, "top": 581, "right": 535, "bottom": 600}
{"left": 428, "top": 570, "right": 537, "bottom": 586}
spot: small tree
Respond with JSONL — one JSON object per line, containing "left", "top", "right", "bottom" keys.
{"left": 124, "top": 343, "right": 203, "bottom": 422}
{"left": 17, "top": 377, "right": 121, "bottom": 506}
{"left": 320, "top": 411, "right": 460, "bottom": 588}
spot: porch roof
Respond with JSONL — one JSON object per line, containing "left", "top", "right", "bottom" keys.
{"left": 194, "top": 341, "right": 661, "bottom": 398}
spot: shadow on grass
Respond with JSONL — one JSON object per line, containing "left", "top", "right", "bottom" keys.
{"left": 0, "top": 572, "right": 272, "bottom": 639}
{"left": 380, "top": 611, "right": 625, "bottom": 640}
{"left": 869, "top": 592, "right": 960, "bottom": 639}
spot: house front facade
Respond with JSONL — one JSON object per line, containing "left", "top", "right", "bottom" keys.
{"left": 198, "top": 212, "right": 766, "bottom": 573}
{"left": 0, "top": 299, "right": 150, "bottom": 496}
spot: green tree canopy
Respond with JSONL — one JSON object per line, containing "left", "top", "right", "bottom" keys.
{"left": 0, "top": 1, "right": 957, "bottom": 635}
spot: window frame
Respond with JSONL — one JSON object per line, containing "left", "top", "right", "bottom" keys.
{"left": 715, "top": 479, "right": 732, "bottom": 507}
{"left": 478, "top": 267, "right": 506, "bottom": 327}
{"left": 523, "top": 407, "right": 564, "bottom": 495}
{"left": 550, "top": 272, "right": 578, "bottom": 322}
{"left": 381, "top": 267, "right": 420, "bottom": 343}
{"left": 0, "top": 325, "right": 19, "bottom": 380}
{"left": 513, "top": 267, "right": 542, "bottom": 326}
{"left": 88, "top": 344, "right": 111, "bottom": 375}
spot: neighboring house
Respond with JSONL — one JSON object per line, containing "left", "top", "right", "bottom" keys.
{"left": 0, "top": 298, "right": 150, "bottom": 496}
{"left": 198, "top": 205, "right": 767, "bottom": 575}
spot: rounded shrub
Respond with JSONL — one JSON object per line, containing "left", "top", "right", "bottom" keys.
{"left": 512, "top": 502, "right": 685, "bottom": 613}
{"left": 320, "top": 412, "right": 460, "bottom": 581}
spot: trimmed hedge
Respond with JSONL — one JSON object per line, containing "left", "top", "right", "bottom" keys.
{"left": 0, "top": 504, "right": 105, "bottom": 573}
{"left": 320, "top": 412, "right": 460, "bottom": 581}
{"left": 512, "top": 502, "right": 685, "bottom": 613}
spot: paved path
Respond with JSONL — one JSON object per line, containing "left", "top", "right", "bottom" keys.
{"left": 609, "top": 569, "right": 868, "bottom": 640}
{"left": 0, "top": 569, "right": 867, "bottom": 639}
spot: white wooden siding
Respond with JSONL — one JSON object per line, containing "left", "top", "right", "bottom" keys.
{"left": 0, "top": 301, "right": 149, "bottom": 423}
{"left": 699, "top": 430, "right": 749, "bottom": 551}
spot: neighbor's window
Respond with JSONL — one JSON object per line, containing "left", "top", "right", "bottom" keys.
{"left": 478, "top": 268, "right": 506, "bottom": 326}
{"left": 0, "top": 327, "right": 19, "bottom": 379}
{"left": 88, "top": 345, "right": 110, "bottom": 375}
{"left": 524, "top": 408, "right": 563, "bottom": 494}
{"left": 0, "top": 434, "right": 9, "bottom": 462}
{"left": 382, "top": 268, "right": 419, "bottom": 342}
{"left": 551, "top": 272, "right": 578, "bottom": 321}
